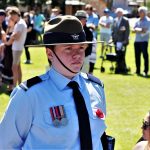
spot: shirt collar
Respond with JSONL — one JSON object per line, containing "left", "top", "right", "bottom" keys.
{"left": 117, "top": 16, "right": 122, "bottom": 21}
{"left": 48, "top": 67, "right": 83, "bottom": 90}
{"left": 140, "top": 16, "right": 147, "bottom": 21}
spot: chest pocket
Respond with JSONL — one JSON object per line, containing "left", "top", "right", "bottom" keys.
{"left": 86, "top": 82, "right": 105, "bottom": 117}
{"left": 38, "top": 104, "right": 79, "bottom": 146}
{"left": 86, "top": 82, "right": 106, "bottom": 136}
{"left": 44, "top": 105, "right": 71, "bottom": 126}
{"left": 30, "top": 103, "right": 79, "bottom": 148}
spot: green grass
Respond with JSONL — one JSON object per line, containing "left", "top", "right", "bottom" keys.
{"left": 94, "top": 33, "right": 150, "bottom": 150}
{"left": 0, "top": 33, "right": 150, "bottom": 150}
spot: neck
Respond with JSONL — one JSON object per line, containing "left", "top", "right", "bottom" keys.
{"left": 52, "top": 66, "right": 77, "bottom": 79}
{"left": 16, "top": 17, "right": 20, "bottom": 23}
{"left": 140, "top": 16, "right": 145, "bottom": 20}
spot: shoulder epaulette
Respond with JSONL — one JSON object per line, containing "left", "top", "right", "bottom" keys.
{"left": 87, "top": 73, "right": 104, "bottom": 88}
{"left": 19, "top": 76, "right": 42, "bottom": 91}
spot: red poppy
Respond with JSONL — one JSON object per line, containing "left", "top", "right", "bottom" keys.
{"left": 96, "top": 109, "right": 104, "bottom": 119}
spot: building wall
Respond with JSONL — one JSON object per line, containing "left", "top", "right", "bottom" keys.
{"left": 82, "top": 0, "right": 106, "bottom": 16}
{"left": 82, "top": 0, "right": 130, "bottom": 13}
{"left": 113, "top": 0, "right": 128, "bottom": 9}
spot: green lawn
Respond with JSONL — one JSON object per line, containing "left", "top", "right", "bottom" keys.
{"left": 0, "top": 33, "right": 150, "bottom": 150}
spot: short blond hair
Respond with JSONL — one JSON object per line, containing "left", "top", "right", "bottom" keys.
{"left": 9, "top": 6, "right": 20, "bottom": 16}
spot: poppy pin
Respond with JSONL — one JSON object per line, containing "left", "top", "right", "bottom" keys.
{"left": 96, "top": 109, "right": 105, "bottom": 120}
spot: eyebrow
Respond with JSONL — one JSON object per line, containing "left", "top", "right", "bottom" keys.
{"left": 62, "top": 44, "right": 87, "bottom": 47}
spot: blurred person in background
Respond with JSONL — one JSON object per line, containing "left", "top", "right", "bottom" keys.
{"left": 132, "top": 6, "right": 150, "bottom": 77}
{"left": 7, "top": 7, "right": 27, "bottom": 88}
{"left": 99, "top": 8, "right": 113, "bottom": 58}
{"left": 0, "top": 9, "right": 7, "bottom": 32}
{"left": 75, "top": 10, "right": 93, "bottom": 73}
{"left": 93, "top": 7, "right": 100, "bottom": 19}
{"left": 0, "top": 9, "right": 6, "bottom": 87}
{"left": 85, "top": 4, "right": 99, "bottom": 39}
{"left": 1, "top": 16, "right": 15, "bottom": 93}
{"left": 33, "top": 7, "right": 45, "bottom": 43}
{"left": 50, "top": 6, "right": 62, "bottom": 20}
{"left": 23, "top": 12, "right": 34, "bottom": 64}
{"left": 109, "top": 7, "right": 117, "bottom": 19}
{"left": 89, "top": 38, "right": 97, "bottom": 74}
{"left": 112, "top": 8, "right": 130, "bottom": 74}
{"left": 133, "top": 111, "right": 150, "bottom": 150}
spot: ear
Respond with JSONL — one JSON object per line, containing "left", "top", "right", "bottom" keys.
{"left": 46, "top": 48, "right": 54, "bottom": 62}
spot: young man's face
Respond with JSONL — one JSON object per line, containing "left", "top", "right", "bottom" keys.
{"left": 46, "top": 44, "right": 87, "bottom": 78}
{"left": 10, "top": 14, "right": 19, "bottom": 23}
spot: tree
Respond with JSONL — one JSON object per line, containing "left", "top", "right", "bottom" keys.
{"left": 0, "top": 0, "right": 47, "bottom": 9}
{"left": 0, "top": 0, "right": 17, "bottom": 8}
{"left": 107, "top": 0, "right": 113, "bottom": 9}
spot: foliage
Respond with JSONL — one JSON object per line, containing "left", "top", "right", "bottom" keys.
{"left": 147, "top": 1, "right": 150, "bottom": 9}
{"left": 0, "top": 0, "right": 47, "bottom": 9}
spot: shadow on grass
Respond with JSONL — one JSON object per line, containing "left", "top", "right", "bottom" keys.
{"left": 136, "top": 74, "right": 150, "bottom": 79}
{"left": 0, "top": 84, "right": 10, "bottom": 96}
{"left": 94, "top": 67, "right": 134, "bottom": 76}
{"left": 94, "top": 67, "right": 150, "bottom": 78}
{"left": 108, "top": 72, "right": 134, "bottom": 76}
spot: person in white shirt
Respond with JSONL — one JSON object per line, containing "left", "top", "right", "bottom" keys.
{"left": 99, "top": 8, "right": 113, "bottom": 57}
{"left": 7, "top": 7, "right": 27, "bottom": 88}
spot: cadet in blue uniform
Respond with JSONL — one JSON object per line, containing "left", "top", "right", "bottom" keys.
{"left": 0, "top": 15, "right": 106, "bottom": 149}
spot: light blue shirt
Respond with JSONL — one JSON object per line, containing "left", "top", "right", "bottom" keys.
{"left": 33, "top": 13, "right": 45, "bottom": 33}
{"left": 86, "top": 12, "right": 99, "bottom": 38}
{"left": 0, "top": 67, "right": 106, "bottom": 149}
{"left": 134, "top": 16, "right": 150, "bottom": 42}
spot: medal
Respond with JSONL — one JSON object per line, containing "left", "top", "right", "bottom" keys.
{"left": 61, "top": 118, "right": 68, "bottom": 126}
{"left": 49, "top": 105, "right": 68, "bottom": 127}
{"left": 53, "top": 119, "right": 60, "bottom": 127}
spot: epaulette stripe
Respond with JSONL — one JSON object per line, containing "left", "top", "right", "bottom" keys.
{"left": 26, "top": 76, "right": 42, "bottom": 88}
{"left": 87, "top": 73, "right": 104, "bottom": 88}
{"left": 19, "top": 82, "right": 28, "bottom": 91}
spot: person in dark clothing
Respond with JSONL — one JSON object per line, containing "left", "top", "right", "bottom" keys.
{"left": 75, "top": 10, "right": 93, "bottom": 73}
{"left": 23, "top": 12, "right": 34, "bottom": 64}
{"left": 0, "top": 9, "right": 7, "bottom": 32}
{"left": 112, "top": 8, "right": 130, "bottom": 74}
{"left": 0, "top": 10, "right": 6, "bottom": 87}
{"left": 1, "top": 17, "right": 15, "bottom": 92}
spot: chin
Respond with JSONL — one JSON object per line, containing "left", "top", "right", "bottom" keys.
{"left": 72, "top": 66, "right": 82, "bottom": 72}
{"left": 72, "top": 64, "right": 82, "bottom": 69}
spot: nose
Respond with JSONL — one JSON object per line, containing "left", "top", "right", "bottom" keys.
{"left": 72, "top": 50, "right": 82, "bottom": 57}
{"left": 72, "top": 50, "right": 84, "bottom": 61}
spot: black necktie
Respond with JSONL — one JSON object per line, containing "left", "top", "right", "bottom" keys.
{"left": 68, "top": 81, "right": 93, "bottom": 150}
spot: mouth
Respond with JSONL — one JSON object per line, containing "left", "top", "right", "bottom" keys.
{"left": 72, "top": 61, "right": 83, "bottom": 66}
